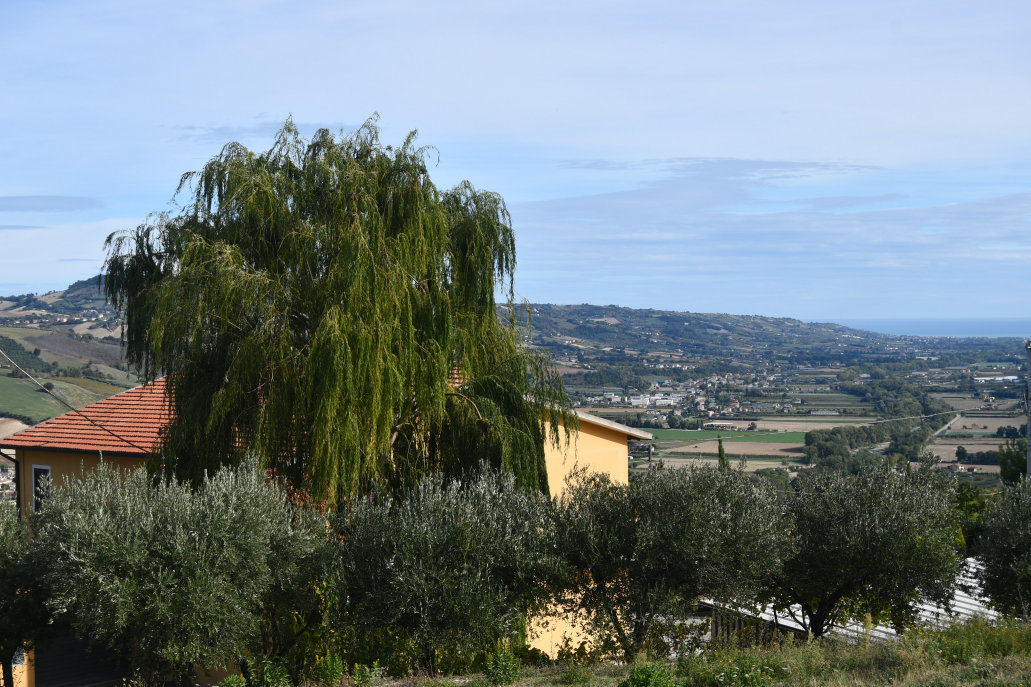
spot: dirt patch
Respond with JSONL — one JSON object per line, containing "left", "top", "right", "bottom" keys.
{"left": 0, "top": 418, "right": 29, "bottom": 439}
{"left": 931, "top": 437, "right": 1007, "bottom": 463}
{"left": 669, "top": 441, "right": 805, "bottom": 458}
{"left": 656, "top": 455, "right": 802, "bottom": 473}
{"left": 930, "top": 394, "right": 986, "bottom": 411}
{"left": 752, "top": 420, "right": 872, "bottom": 433}
{"left": 949, "top": 416, "right": 1025, "bottom": 434}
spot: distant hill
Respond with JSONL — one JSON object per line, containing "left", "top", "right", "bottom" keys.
{"left": 0, "top": 275, "right": 115, "bottom": 321}
{"left": 0, "top": 277, "right": 135, "bottom": 424}
{"left": 1, "top": 279, "right": 1022, "bottom": 423}
{"left": 518, "top": 303, "right": 1020, "bottom": 381}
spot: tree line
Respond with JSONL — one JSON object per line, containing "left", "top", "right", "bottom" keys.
{"left": 5, "top": 460, "right": 1031, "bottom": 686}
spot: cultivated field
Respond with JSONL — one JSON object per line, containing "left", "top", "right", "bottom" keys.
{"left": 930, "top": 393, "right": 986, "bottom": 411}
{"left": 945, "top": 415, "right": 1025, "bottom": 435}
{"left": 753, "top": 418, "right": 876, "bottom": 432}
{"left": 668, "top": 441, "right": 806, "bottom": 460}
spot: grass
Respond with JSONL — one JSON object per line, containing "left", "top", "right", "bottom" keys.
{"left": 0, "top": 373, "right": 117, "bottom": 423}
{"left": 0, "top": 374, "right": 69, "bottom": 423}
{"left": 57, "top": 376, "right": 132, "bottom": 396}
{"left": 413, "top": 620, "right": 1031, "bottom": 687}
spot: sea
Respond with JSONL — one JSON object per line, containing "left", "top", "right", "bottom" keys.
{"left": 834, "top": 318, "right": 1031, "bottom": 339}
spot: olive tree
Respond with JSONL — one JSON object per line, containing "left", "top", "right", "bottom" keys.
{"left": 33, "top": 462, "right": 323, "bottom": 686}
{"left": 0, "top": 504, "right": 55, "bottom": 687}
{"left": 978, "top": 478, "right": 1031, "bottom": 616}
{"left": 767, "top": 466, "right": 960, "bottom": 638}
{"left": 335, "top": 468, "right": 558, "bottom": 675}
{"left": 555, "top": 466, "right": 792, "bottom": 662}
{"left": 103, "top": 117, "right": 570, "bottom": 503}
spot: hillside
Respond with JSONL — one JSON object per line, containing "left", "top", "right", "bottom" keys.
{"left": 0, "top": 277, "right": 135, "bottom": 423}
{"left": 520, "top": 303, "right": 1020, "bottom": 380}
{"left": 1, "top": 279, "right": 1024, "bottom": 425}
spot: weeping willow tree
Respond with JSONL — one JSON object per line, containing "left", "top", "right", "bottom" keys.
{"left": 104, "top": 116, "right": 571, "bottom": 502}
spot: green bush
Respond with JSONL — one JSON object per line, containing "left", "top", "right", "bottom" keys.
{"left": 351, "top": 661, "right": 385, "bottom": 687}
{"left": 513, "top": 645, "right": 551, "bottom": 668}
{"left": 930, "top": 619, "right": 1031, "bottom": 664}
{"left": 256, "top": 657, "right": 291, "bottom": 687}
{"left": 618, "top": 663, "right": 675, "bottom": 687}
{"left": 678, "top": 651, "right": 785, "bottom": 687}
{"left": 485, "top": 648, "right": 521, "bottom": 685}
{"left": 217, "top": 676, "right": 246, "bottom": 687}
{"left": 312, "top": 653, "right": 344, "bottom": 686}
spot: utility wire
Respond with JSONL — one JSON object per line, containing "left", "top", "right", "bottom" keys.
{"left": 0, "top": 343, "right": 150, "bottom": 453}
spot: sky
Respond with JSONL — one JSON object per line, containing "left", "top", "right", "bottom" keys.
{"left": 1, "top": 0, "right": 1029, "bottom": 323}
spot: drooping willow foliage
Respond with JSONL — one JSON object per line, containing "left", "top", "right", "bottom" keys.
{"left": 104, "top": 116, "right": 571, "bottom": 502}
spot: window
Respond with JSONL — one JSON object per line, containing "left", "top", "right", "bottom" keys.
{"left": 32, "top": 465, "right": 51, "bottom": 512}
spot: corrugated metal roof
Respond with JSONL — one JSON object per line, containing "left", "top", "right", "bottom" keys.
{"left": 706, "top": 558, "right": 998, "bottom": 643}
{"left": 0, "top": 379, "right": 168, "bottom": 457}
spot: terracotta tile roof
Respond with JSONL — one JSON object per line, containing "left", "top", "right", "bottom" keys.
{"left": 0, "top": 379, "right": 169, "bottom": 457}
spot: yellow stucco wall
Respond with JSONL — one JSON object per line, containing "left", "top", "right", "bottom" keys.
{"left": 532, "top": 418, "right": 633, "bottom": 657}
{"left": 13, "top": 449, "right": 145, "bottom": 518}
{"left": 543, "top": 417, "right": 630, "bottom": 497}
{"left": 0, "top": 653, "right": 35, "bottom": 687}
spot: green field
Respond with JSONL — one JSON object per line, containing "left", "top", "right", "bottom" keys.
{"left": 58, "top": 376, "right": 133, "bottom": 395}
{"left": 0, "top": 374, "right": 116, "bottom": 423}
{"left": 0, "top": 375, "right": 70, "bottom": 423}
{"left": 649, "top": 428, "right": 807, "bottom": 443}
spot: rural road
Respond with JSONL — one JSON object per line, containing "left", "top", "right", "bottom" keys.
{"left": 933, "top": 413, "right": 962, "bottom": 438}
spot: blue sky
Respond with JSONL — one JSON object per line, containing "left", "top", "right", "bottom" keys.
{"left": 1, "top": 0, "right": 1029, "bottom": 322}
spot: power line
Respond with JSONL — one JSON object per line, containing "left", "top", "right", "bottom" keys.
{"left": 0, "top": 344, "right": 150, "bottom": 454}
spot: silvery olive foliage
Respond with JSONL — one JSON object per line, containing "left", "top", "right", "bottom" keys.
{"left": 32, "top": 462, "right": 321, "bottom": 687}
{"left": 768, "top": 465, "right": 960, "bottom": 638}
{"left": 334, "top": 467, "right": 559, "bottom": 675}
{"left": 978, "top": 478, "right": 1031, "bottom": 616}
{"left": 555, "top": 466, "right": 792, "bottom": 662}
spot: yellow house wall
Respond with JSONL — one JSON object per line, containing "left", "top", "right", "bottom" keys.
{"left": 14, "top": 449, "right": 145, "bottom": 518}
{"left": 543, "top": 419, "right": 630, "bottom": 497}
{"left": 531, "top": 419, "right": 631, "bottom": 657}
{"left": 0, "top": 655, "right": 35, "bottom": 687}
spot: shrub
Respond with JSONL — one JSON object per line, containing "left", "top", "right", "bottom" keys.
{"left": 679, "top": 650, "right": 785, "bottom": 687}
{"left": 217, "top": 676, "right": 247, "bottom": 687}
{"left": 351, "top": 661, "right": 385, "bottom": 687}
{"left": 255, "top": 657, "right": 291, "bottom": 687}
{"left": 312, "top": 653, "right": 345, "bottom": 686}
{"left": 618, "top": 663, "right": 675, "bottom": 687}
{"left": 485, "top": 648, "right": 521, "bottom": 685}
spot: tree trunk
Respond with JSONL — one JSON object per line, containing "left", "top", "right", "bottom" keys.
{"left": 807, "top": 608, "right": 830, "bottom": 639}
{"left": 424, "top": 643, "right": 436, "bottom": 677}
